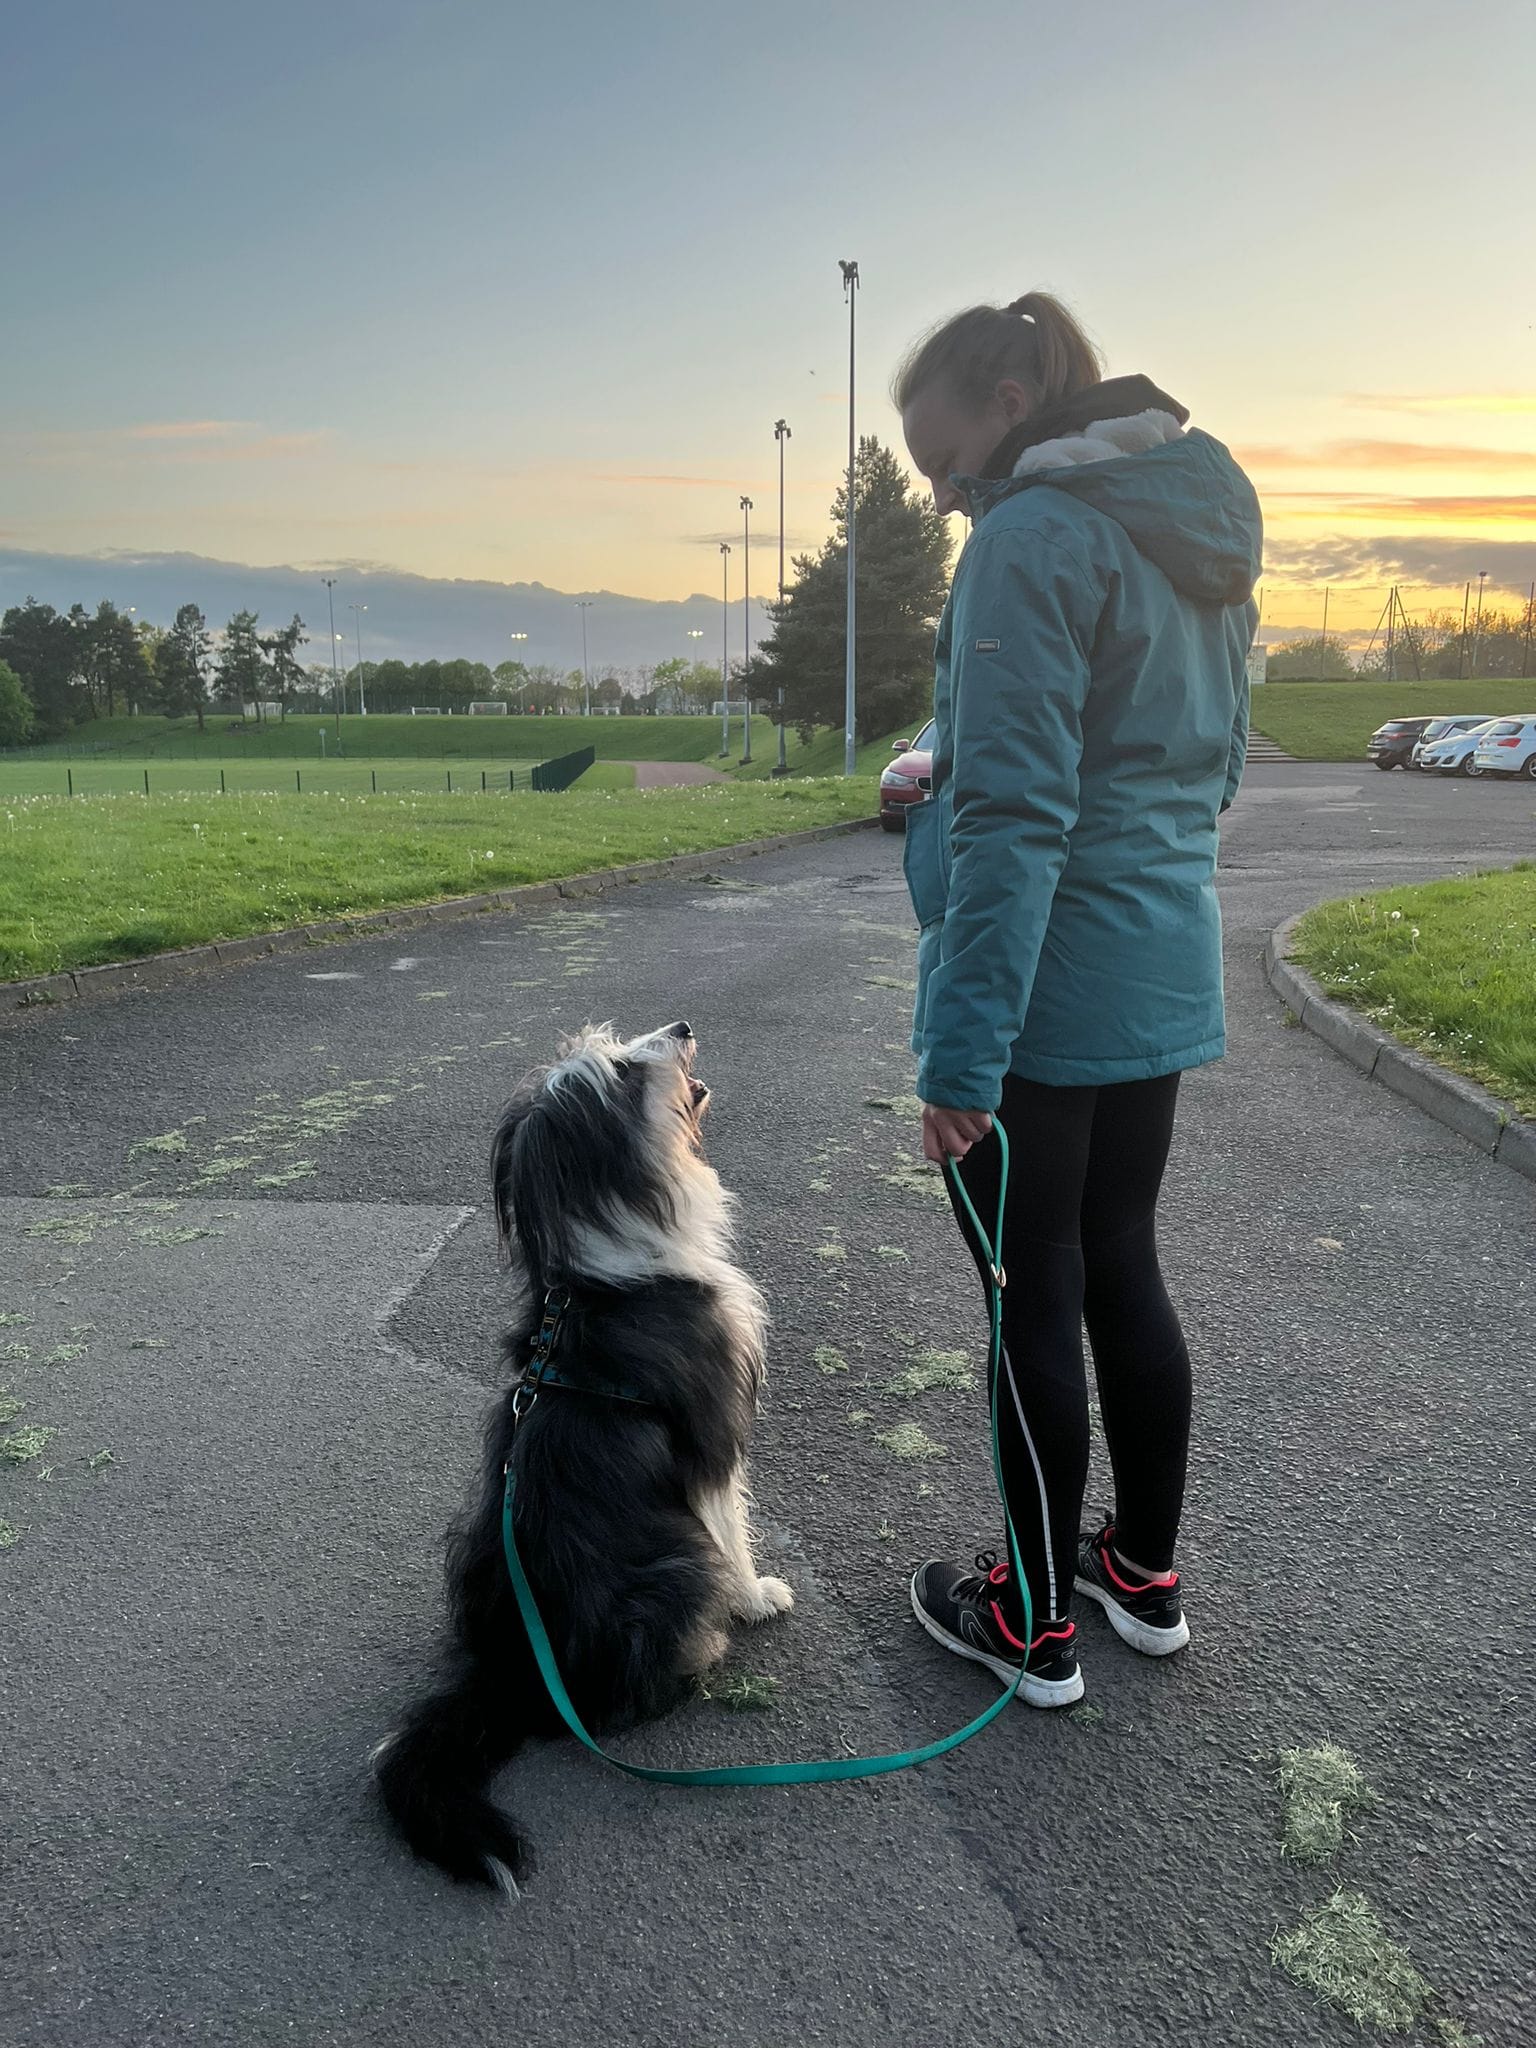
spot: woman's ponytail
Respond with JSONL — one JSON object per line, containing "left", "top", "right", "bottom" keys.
{"left": 892, "top": 288, "right": 1103, "bottom": 417}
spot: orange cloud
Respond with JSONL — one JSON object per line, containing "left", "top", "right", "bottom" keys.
{"left": 125, "top": 420, "right": 257, "bottom": 440}
{"left": 1240, "top": 440, "right": 1536, "bottom": 471}
{"left": 1346, "top": 392, "right": 1536, "bottom": 416}
{"left": 1267, "top": 492, "right": 1536, "bottom": 526}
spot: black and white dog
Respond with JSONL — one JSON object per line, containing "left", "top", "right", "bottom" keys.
{"left": 375, "top": 1021, "right": 792, "bottom": 1890}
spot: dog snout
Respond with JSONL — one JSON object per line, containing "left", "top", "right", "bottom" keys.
{"left": 668, "top": 1021, "right": 693, "bottom": 1042}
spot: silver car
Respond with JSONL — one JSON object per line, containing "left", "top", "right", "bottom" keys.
{"left": 1418, "top": 718, "right": 1500, "bottom": 777}
{"left": 1410, "top": 714, "right": 1494, "bottom": 767}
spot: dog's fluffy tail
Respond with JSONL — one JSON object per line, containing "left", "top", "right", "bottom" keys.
{"left": 374, "top": 1660, "right": 530, "bottom": 1892}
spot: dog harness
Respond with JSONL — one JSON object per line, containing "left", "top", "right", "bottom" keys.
{"left": 510, "top": 1286, "right": 654, "bottom": 1426}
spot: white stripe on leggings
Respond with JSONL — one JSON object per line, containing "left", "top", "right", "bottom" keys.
{"left": 1000, "top": 1341, "right": 1056, "bottom": 1620}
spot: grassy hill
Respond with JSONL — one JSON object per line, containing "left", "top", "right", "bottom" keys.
{"left": 9, "top": 711, "right": 781, "bottom": 765}
{"left": 730, "top": 723, "right": 922, "bottom": 780}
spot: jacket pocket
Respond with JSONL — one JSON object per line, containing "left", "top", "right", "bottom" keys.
{"left": 900, "top": 792, "right": 949, "bottom": 931}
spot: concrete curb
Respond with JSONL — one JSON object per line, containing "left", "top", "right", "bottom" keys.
{"left": 1264, "top": 911, "right": 1536, "bottom": 1185}
{"left": 3, "top": 815, "right": 880, "bottom": 1020}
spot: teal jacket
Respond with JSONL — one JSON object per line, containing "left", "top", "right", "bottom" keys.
{"left": 904, "top": 399, "right": 1262, "bottom": 1107}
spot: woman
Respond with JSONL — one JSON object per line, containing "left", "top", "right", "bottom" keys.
{"left": 895, "top": 290, "right": 1261, "bottom": 1708}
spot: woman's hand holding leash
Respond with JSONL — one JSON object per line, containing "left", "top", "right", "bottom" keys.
{"left": 921, "top": 1104, "right": 994, "bottom": 1164}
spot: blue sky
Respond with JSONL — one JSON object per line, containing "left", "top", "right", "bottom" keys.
{"left": 5, "top": 0, "right": 1535, "bottom": 657}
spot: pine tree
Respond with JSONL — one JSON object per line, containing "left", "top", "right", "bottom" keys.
{"left": 755, "top": 436, "right": 953, "bottom": 744}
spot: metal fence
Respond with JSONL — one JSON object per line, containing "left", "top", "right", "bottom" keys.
{"left": 530, "top": 746, "right": 596, "bottom": 792}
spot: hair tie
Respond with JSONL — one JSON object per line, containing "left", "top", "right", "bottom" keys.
{"left": 1004, "top": 299, "right": 1037, "bottom": 322}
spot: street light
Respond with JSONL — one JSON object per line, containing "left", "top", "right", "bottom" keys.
{"left": 773, "top": 418, "right": 791, "bottom": 775}
{"left": 679, "top": 627, "right": 704, "bottom": 717}
{"left": 321, "top": 576, "right": 341, "bottom": 739}
{"left": 839, "top": 259, "right": 859, "bottom": 775}
{"left": 718, "top": 542, "right": 732, "bottom": 758}
{"left": 1472, "top": 570, "right": 1488, "bottom": 678}
{"left": 740, "top": 495, "right": 754, "bottom": 763}
{"left": 575, "top": 601, "right": 594, "bottom": 715}
{"left": 348, "top": 602, "right": 368, "bottom": 716}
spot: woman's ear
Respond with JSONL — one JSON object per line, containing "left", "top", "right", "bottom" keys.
{"left": 995, "top": 377, "right": 1033, "bottom": 423}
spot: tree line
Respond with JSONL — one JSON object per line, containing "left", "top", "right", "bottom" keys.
{"left": 1263, "top": 599, "right": 1536, "bottom": 682}
{"left": 1, "top": 433, "right": 955, "bottom": 750}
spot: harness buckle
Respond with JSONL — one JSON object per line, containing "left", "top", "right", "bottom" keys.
{"left": 991, "top": 1263, "right": 1007, "bottom": 1292}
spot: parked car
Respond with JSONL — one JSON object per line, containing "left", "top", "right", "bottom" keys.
{"left": 1366, "top": 717, "right": 1434, "bottom": 769}
{"left": 1418, "top": 719, "right": 1500, "bottom": 777}
{"left": 879, "top": 719, "right": 935, "bottom": 830}
{"left": 1472, "top": 716, "right": 1536, "bottom": 779}
{"left": 1411, "top": 714, "right": 1496, "bottom": 767}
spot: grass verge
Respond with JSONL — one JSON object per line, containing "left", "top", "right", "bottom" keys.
{"left": 0, "top": 779, "right": 877, "bottom": 981}
{"left": 1291, "top": 865, "right": 1536, "bottom": 1117}
{"left": 1250, "top": 682, "right": 1536, "bottom": 761}
{"left": 729, "top": 724, "right": 919, "bottom": 781}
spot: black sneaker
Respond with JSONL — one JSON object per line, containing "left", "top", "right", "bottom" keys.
{"left": 1074, "top": 1514, "right": 1190, "bottom": 1656}
{"left": 910, "top": 1550, "right": 1084, "bottom": 1708}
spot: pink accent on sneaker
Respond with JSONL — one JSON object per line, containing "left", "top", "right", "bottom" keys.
{"left": 989, "top": 1600, "right": 1029, "bottom": 1652}
{"left": 1099, "top": 1536, "right": 1177, "bottom": 1594}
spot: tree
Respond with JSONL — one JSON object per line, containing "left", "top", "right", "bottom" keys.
{"left": 0, "top": 598, "right": 86, "bottom": 735}
{"left": 68, "top": 599, "right": 149, "bottom": 719}
{"left": 219, "top": 610, "right": 266, "bottom": 718}
{"left": 0, "top": 659, "right": 34, "bottom": 746}
{"left": 155, "top": 604, "right": 212, "bottom": 729}
{"left": 755, "top": 435, "right": 953, "bottom": 744}
{"left": 492, "top": 659, "right": 532, "bottom": 706}
{"left": 1265, "top": 634, "right": 1356, "bottom": 681}
{"left": 259, "top": 614, "right": 308, "bottom": 718}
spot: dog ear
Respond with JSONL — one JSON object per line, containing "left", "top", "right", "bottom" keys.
{"left": 489, "top": 1095, "right": 533, "bottom": 1261}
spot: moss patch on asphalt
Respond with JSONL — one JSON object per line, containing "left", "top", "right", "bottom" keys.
{"left": 882, "top": 1349, "right": 974, "bottom": 1397}
{"left": 1271, "top": 1891, "right": 1432, "bottom": 2033}
{"left": 1277, "top": 1741, "right": 1380, "bottom": 1863}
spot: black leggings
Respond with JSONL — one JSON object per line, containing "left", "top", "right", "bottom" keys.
{"left": 948, "top": 1072, "right": 1190, "bottom": 1626}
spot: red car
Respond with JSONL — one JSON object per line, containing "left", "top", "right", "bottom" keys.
{"left": 879, "top": 720, "right": 935, "bottom": 831}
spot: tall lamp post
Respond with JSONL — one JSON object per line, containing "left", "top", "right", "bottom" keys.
{"left": 773, "top": 418, "right": 791, "bottom": 775}
{"left": 718, "top": 541, "right": 732, "bottom": 758}
{"left": 739, "top": 495, "right": 754, "bottom": 763}
{"left": 508, "top": 630, "right": 528, "bottom": 711}
{"left": 575, "top": 601, "right": 594, "bottom": 715}
{"left": 1472, "top": 570, "right": 1488, "bottom": 678}
{"left": 321, "top": 576, "right": 341, "bottom": 740}
{"left": 348, "top": 602, "right": 368, "bottom": 716}
{"left": 839, "top": 259, "right": 859, "bottom": 775}
{"left": 684, "top": 627, "right": 704, "bottom": 717}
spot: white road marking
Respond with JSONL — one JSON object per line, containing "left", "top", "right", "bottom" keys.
{"left": 305, "top": 971, "right": 361, "bottom": 981}
{"left": 389, "top": 958, "right": 420, "bottom": 971}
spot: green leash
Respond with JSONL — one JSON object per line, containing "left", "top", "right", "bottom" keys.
{"left": 500, "top": 1125, "right": 1031, "bottom": 1786}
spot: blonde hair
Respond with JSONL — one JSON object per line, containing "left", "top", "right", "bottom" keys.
{"left": 892, "top": 290, "right": 1103, "bottom": 417}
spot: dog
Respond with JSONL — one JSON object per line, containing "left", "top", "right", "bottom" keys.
{"left": 374, "top": 1021, "right": 793, "bottom": 1891}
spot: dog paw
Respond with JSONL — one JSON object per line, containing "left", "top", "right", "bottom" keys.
{"left": 739, "top": 1574, "right": 794, "bottom": 1621}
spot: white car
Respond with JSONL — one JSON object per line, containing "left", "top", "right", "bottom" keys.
{"left": 1419, "top": 718, "right": 1500, "bottom": 777}
{"left": 1473, "top": 716, "right": 1536, "bottom": 779}
{"left": 1411, "top": 714, "right": 1495, "bottom": 767}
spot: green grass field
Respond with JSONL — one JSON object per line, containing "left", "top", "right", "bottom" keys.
{"left": 1251, "top": 682, "right": 1536, "bottom": 761}
{"left": 1293, "top": 865, "right": 1536, "bottom": 1116}
{"left": 8, "top": 711, "right": 780, "bottom": 766}
{"left": 0, "top": 755, "right": 637, "bottom": 798}
{"left": 0, "top": 780, "right": 878, "bottom": 981}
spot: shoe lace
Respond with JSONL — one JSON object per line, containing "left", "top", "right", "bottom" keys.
{"left": 970, "top": 1548, "right": 1010, "bottom": 1592}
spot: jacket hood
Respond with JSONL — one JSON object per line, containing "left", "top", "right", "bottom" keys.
{"left": 956, "top": 377, "right": 1262, "bottom": 609}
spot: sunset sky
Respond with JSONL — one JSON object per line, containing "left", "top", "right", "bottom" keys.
{"left": 5, "top": 0, "right": 1535, "bottom": 658}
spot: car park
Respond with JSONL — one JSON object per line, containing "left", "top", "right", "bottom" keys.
{"left": 1472, "top": 716, "right": 1536, "bottom": 779}
{"left": 878, "top": 719, "right": 935, "bottom": 830}
{"left": 1418, "top": 719, "right": 1500, "bottom": 777}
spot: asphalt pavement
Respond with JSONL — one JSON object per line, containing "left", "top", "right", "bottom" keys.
{"left": 2, "top": 763, "right": 1532, "bottom": 2048}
